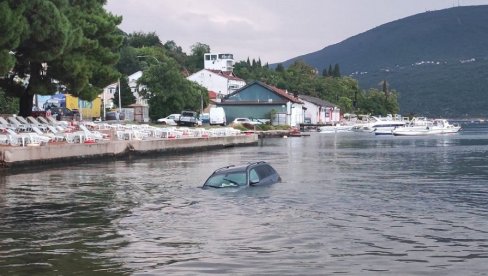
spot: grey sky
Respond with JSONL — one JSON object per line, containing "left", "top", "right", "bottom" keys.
{"left": 105, "top": 0, "right": 488, "bottom": 64}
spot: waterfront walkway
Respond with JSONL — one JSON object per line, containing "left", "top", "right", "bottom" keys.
{"left": 0, "top": 120, "right": 258, "bottom": 168}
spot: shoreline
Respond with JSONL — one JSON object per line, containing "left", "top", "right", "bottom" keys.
{"left": 0, "top": 134, "right": 258, "bottom": 171}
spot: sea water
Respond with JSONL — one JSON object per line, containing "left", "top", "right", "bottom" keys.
{"left": 1, "top": 123, "right": 487, "bottom": 275}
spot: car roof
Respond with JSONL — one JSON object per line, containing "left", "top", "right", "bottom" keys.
{"left": 211, "top": 161, "right": 268, "bottom": 175}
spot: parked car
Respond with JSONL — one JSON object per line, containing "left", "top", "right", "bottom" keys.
{"left": 209, "top": 107, "right": 226, "bottom": 126}
{"left": 199, "top": 113, "right": 210, "bottom": 124}
{"left": 232, "top": 117, "right": 262, "bottom": 125}
{"left": 202, "top": 161, "right": 281, "bottom": 189}
{"left": 177, "top": 110, "right": 200, "bottom": 126}
{"left": 157, "top": 113, "right": 180, "bottom": 125}
{"left": 105, "top": 111, "right": 125, "bottom": 121}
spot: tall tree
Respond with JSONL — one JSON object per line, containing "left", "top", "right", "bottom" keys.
{"left": 381, "top": 80, "right": 389, "bottom": 101}
{"left": 0, "top": 1, "right": 27, "bottom": 75}
{"left": 322, "top": 68, "right": 328, "bottom": 77}
{"left": 0, "top": 88, "right": 18, "bottom": 114}
{"left": 136, "top": 47, "right": 208, "bottom": 120}
{"left": 127, "top": 31, "right": 162, "bottom": 48}
{"left": 117, "top": 46, "right": 142, "bottom": 76}
{"left": 188, "top": 42, "right": 210, "bottom": 72}
{"left": 0, "top": 0, "right": 123, "bottom": 117}
{"left": 275, "top": 63, "right": 285, "bottom": 73}
{"left": 332, "top": 63, "right": 341, "bottom": 77}
{"left": 163, "top": 40, "right": 187, "bottom": 68}
{"left": 113, "top": 75, "right": 136, "bottom": 108}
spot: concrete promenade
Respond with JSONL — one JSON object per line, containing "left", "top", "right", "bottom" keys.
{"left": 0, "top": 134, "right": 258, "bottom": 169}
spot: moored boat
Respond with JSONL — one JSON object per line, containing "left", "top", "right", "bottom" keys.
{"left": 351, "top": 115, "right": 408, "bottom": 134}
{"left": 319, "top": 124, "right": 353, "bottom": 133}
{"left": 392, "top": 118, "right": 461, "bottom": 136}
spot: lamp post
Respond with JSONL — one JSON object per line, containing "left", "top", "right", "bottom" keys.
{"left": 117, "top": 78, "right": 123, "bottom": 121}
{"left": 200, "top": 91, "right": 204, "bottom": 114}
{"left": 137, "top": 55, "right": 161, "bottom": 65}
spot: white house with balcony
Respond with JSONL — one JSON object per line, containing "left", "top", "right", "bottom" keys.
{"left": 187, "top": 53, "right": 246, "bottom": 99}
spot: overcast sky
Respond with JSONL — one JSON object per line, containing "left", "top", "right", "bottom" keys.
{"left": 105, "top": 0, "right": 488, "bottom": 64}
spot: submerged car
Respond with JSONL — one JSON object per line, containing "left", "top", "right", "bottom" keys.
{"left": 202, "top": 161, "right": 281, "bottom": 189}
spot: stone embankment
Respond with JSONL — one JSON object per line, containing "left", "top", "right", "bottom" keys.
{"left": 0, "top": 134, "right": 258, "bottom": 169}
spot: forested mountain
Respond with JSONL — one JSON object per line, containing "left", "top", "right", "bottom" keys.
{"left": 278, "top": 5, "right": 488, "bottom": 117}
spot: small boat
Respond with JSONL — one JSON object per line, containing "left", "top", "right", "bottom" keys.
{"left": 392, "top": 118, "right": 461, "bottom": 136}
{"left": 288, "top": 128, "right": 310, "bottom": 137}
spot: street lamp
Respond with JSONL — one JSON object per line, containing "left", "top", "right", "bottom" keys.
{"left": 200, "top": 91, "right": 204, "bottom": 114}
{"left": 137, "top": 55, "right": 161, "bottom": 65}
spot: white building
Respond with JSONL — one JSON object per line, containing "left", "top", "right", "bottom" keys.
{"left": 204, "top": 53, "right": 234, "bottom": 71}
{"left": 101, "top": 71, "right": 147, "bottom": 109}
{"left": 187, "top": 53, "right": 246, "bottom": 98}
{"left": 299, "top": 94, "right": 341, "bottom": 124}
{"left": 187, "top": 69, "right": 246, "bottom": 98}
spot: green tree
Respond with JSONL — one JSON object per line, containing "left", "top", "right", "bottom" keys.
{"left": 113, "top": 76, "right": 136, "bottom": 108}
{"left": 322, "top": 68, "right": 328, "bottom": 77}
{"left": 136, "top": 48, "right": 208, "bottom": 120}
{"left": 127, "top": 31, "right": 162, "bottom": 48}
{"left": 0, "top": 1, "right": 27, "bottom": 75}
{"left": 275, "top": 63, "right": 285, "bottom": 73}
{"left": 163, "top": 40, "right": 188, "bottom": 69}
{"left": 187, "top": 42, "right": 210, "bottom": 72}
{"left": 357, "top": 88, "right": 399, "bottom": 115}
{"left": 0, "top": 0, "right": 123, "bottom": 117}
{"left": 338, "top": 96, "right": 353, "bottom": 113}
{"left": 332, "top": 63, "right": 341, "bottom": 77}
{"left": 117, "top": 46, "right": 142, "bottom": 75}
{"left": 0, "top": 88, "right": 18, "bottom": 114}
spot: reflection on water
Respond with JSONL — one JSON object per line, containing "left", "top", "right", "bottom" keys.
{"left": 1, "top": 124, "right": 488, "bottom": 275}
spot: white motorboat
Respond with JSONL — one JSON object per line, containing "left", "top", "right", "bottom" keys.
{"left": 319, "top": 124, "right": 353, "bottom": 133}
{"left": 351, "top": 115, "right": 407, "bottom": 134}
{"left": 392, "top": 118, "right": 461, "bottom": 136}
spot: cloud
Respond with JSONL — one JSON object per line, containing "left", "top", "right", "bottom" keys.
{"left": 106, "top": 0, "right": 488, "bottom": 64}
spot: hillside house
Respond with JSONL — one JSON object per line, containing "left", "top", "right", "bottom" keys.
{"left": 217, "top": 81, "right": 304, "bottom": 126}
{"left": 187, "top": 53, "right": 246, "bottom": 98}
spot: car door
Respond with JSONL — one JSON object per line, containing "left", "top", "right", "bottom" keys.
{"left": 249, "top": 165, "right": 278, "bottom": 186}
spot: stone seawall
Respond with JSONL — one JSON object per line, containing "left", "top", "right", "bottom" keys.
{"left": 0, "top": 134, "right": 258, "bottom": 169}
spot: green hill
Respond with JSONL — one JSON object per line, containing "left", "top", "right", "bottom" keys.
{"left": 279, "top": 5, "right": 488, "bottom": 117}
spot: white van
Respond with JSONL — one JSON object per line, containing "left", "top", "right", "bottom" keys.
{"left": 209, "top": 107, "right": 226, "bottom": 126}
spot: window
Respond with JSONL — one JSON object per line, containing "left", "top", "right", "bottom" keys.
{"left": 249, "top": 169, "right": 259, "bottom": 183}
{"left": 255, "top": 165, "right": 274, "bottom": 179}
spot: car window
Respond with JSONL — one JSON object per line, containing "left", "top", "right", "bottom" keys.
{"left": 249, "top": 169, "right": 260, "bottom": 183}
{"left": 205, "top": 172, "right": 247, "bottom": 188}
{"left": 255, "top": 165, "right": 274, "bottom": 179}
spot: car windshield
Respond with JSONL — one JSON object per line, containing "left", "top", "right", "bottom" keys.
{"left": 204, "top": 171, "right": 247, "bottom": 188}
